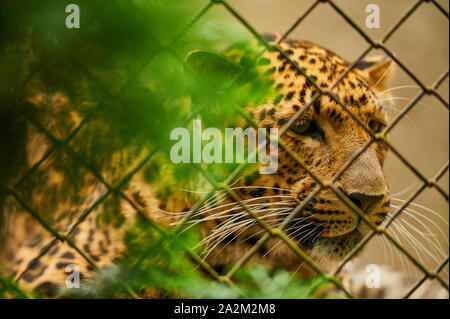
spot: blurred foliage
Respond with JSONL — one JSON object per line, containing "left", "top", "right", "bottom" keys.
{"left": 0, "top": 0, "right": 276, "bottom": 191}
{"left": 0, "top": 0, "right": 321, "bottom": 299}
{"left": 0, "top": 274, "right": 33, "bottom": 299}
{"left": 57, "top": 220, "right": 332, "bottom": 299}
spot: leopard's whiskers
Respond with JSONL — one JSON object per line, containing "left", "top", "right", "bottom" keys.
{"left": 203, "top": 212, "right": 292, "bottom": 259}
{"left": 384, "top": 200, "right": 449, "bottom": 277}
{"left": 391, "top": 211, "right": 447, "bottom": 266}
{"left": 376, "top": 85, "right": 420, "bottom": 97}
{"left": 390, "top": 202, "right": 448, "bottom": 254}
{"left": 200, "top": 204, "right": 294, "bottom": 245}
{"left": 262, "top": 219, "right": 318, "bottom": 257}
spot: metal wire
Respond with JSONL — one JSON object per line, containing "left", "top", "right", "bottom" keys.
{"left": 3, "top": 0, "right": 448, "bottom": 299}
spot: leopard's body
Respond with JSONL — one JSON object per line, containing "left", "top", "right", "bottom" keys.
{"left": 0, "top": 35, "right": 444, "bottom": 298}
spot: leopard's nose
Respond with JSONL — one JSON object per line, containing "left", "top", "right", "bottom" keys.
{"left": 347, "top": 192, "right": 384, "bottom": 213}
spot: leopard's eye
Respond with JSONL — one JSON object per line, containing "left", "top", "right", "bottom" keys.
{"left": 290, "top": 120, "right": 310, "bottom": 134}
{"left": 289, "top": 119, "right": 325, "bottom": 141}
{"left": 368, "top": 120, "right": 386, "bottom": 133}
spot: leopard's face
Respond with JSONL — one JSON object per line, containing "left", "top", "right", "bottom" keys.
{"left": 202, "top": 37, "right": 393, "bottom": 268}
{"left": 254, "top": 39, "right": 391, "bottom": 260}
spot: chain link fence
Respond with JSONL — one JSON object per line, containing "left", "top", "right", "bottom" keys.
{"left": 1, "top": 0, "right": 449, "bottom": 298}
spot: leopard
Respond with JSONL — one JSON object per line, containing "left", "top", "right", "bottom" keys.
{"left": 0, "top": 33, "right": 445, "bottom": 299}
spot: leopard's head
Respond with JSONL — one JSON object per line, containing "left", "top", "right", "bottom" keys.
{"left": 185, "top": 35, "right": 393, "bottom": 270}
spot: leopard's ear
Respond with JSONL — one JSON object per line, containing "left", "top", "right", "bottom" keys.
{"left": 184, "top": 50, "right": 243, "bottom": 93}
{"left": 263, "top": 33, "right": 282, "bottom": 43}
{"left": 355, "top": 55, "right": 393, "bottom": 91}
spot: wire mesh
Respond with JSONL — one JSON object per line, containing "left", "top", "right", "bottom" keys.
{"left": 1, "top": 0, "right": 449, "bottom": 299}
